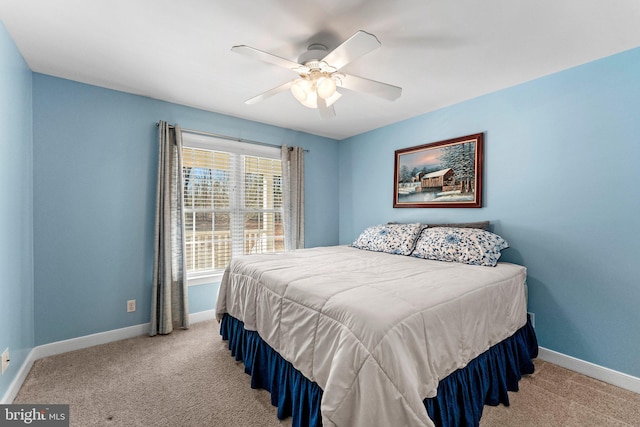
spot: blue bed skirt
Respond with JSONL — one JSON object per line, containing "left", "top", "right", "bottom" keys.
{"left": 220, "top": 314, "right": 538, "bottom": 427}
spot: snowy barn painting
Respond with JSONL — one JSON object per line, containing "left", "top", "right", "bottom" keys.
{"left": 394, "top": 133, "right": 483, "bottom": 208}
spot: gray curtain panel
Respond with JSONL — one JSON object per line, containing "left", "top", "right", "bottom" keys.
{"left": 150, "top": 121, "right": 189, "bottom": 336}
{"left": 281, "top": 145, "right": 305, "bottom": 250}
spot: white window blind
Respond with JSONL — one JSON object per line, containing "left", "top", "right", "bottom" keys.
{"left": 181, "top": 133, "right": 283, "bottom": 282}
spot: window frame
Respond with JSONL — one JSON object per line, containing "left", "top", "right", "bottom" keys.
{"left": 181, "top": 132, "right": 282, "bottom": 286}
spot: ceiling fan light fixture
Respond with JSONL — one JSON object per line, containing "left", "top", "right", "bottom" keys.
{"left": 316, "top": 76, "right": 337, "bottom": 99}
{"left": 233, "top": 30, "right": 402, "bottom": 117}
{"left": 291, "top": 78, "right": 312, "bottom": 102}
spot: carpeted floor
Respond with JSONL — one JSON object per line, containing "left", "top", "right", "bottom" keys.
{"left": 14, "top": 320, "right": 640, "bottom": 426}
{"left": 480, "top": 359, "right": 640, "bottom": 426}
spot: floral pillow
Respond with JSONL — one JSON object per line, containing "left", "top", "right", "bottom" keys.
{"left": 411, "top": 227, "right": 509, "bottom": 266}
{"left": 351, "top": 223, "right": 423, "bottom": 255}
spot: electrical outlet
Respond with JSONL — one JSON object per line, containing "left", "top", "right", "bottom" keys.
{"left": 127, "top": 299, "right": 136, "bottom": 313}
{"left": 1, "top": 348, "right": 9, "bottom": 375}
{"left": 528, "top": 312, "right": 535, "bottom": 328}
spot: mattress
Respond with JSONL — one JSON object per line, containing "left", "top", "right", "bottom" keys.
{"left": 215, "top": 245, "right": 528, "bottom": 427}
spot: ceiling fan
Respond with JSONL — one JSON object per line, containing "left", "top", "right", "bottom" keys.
{"left": 231, "top": 30, "right": 402, "bottom": 119}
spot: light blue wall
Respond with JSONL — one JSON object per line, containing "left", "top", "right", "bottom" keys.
{"left": 0, "top": 21, "right": 34, "bottom": 399}
{"left": 339, "top": 47, "right": 640, "bottom": 377}
{"left": 32, "top": 74, "right": 339, "bottom": 345}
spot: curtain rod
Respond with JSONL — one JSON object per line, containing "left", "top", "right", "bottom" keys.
{"left": 156, "top": 122, "right": 309, "bottom": 153}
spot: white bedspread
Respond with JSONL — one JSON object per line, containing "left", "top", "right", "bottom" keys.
{"left": 215, "top": 246, "right": 527, "bottom": 427}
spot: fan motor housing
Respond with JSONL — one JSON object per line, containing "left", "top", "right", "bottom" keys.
{"left": 298, "top": 43, "right": 329, "bottom": 65}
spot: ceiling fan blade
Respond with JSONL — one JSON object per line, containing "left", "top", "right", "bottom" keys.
{"left": 231, "top": 45, "right": 302, "bottom": 71}
{"left": 245, "top": 81, "right": 293, "bottom": 105}
{"left": 321, "top": 30, "right": 381, "bottom": 71}
{"left": 340, "top": 74, "right": 402, "bottom": 101}
{"left": 317, "top": 97, "right": 336, "bottom": 119}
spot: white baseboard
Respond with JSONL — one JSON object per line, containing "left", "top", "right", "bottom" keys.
{"left": 33, "top": 323, "right": 151, "bottom": 361}
{"left": 0, "top": 348, "right": 37, "bottom": 404}
{"left": 31, "top": 310, "right": 215, "bottom": 361}
{"left": 538, "top": 347, "right": 640, "bottom": 394}
{"left": 1, "top": 310, "right": 216, "bottom": 404}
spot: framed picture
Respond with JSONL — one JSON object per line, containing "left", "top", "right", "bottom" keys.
{"left": 394, "top": 133, "right": 483, "bottom": 208}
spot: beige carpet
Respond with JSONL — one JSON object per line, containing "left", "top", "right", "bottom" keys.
{"left": 14, "top": 320, "right": 640, "bottom": 426}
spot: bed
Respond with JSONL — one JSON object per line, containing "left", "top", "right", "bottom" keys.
{"left": 215, "top": 223, "right": 538, "bottom": 427}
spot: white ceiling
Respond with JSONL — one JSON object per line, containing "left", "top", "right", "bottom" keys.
{"left": 1, "top": 0, "right": 640, "bottom": 140}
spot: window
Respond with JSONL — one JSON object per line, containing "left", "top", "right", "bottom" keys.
{"left": 181, "top": 132, "right": 284, "bottom": 284}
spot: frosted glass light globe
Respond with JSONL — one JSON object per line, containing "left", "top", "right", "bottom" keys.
{"left": 316, "top": 77, "right": 337, "bottom": 99}
{"left": 291, "top": 79, "right": 311, "bottom": 102}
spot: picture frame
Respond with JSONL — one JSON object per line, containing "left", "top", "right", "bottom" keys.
{"left": 393, "top": 133, "right": 483, "bottom": 208}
